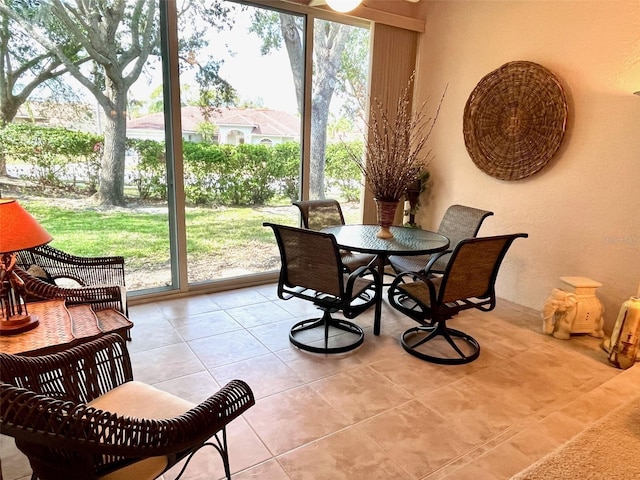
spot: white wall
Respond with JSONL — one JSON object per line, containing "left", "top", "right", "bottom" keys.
{"left": 414, "top": 1, "right": 640, "bottom": 332}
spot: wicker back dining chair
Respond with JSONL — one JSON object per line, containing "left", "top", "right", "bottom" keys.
{"left": 264, "top": 222, "right": 379, "bottom": 354}
{"left": 387, "top": 233, "right": 527, "bottom": 364}
{"left": 292, "top": 199, "right": 376, "bottom": 272}
{"left": 0, "top": 334, "right": 255, "bottom": 480}
{"left": 388, "top": 204, "right": 494, "bottom": 275}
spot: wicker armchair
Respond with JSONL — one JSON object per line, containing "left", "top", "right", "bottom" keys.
{"left": 15, "top": 245, "right": 127, "bottom": 314}
{"left": 12, "top": 266, "right": 127, "bottom": 316}
{"left": 15, "top": 244, "right": 126, "bottom": 288}
{"left": 0, "top": 334, "right": 255, "bottom": 480}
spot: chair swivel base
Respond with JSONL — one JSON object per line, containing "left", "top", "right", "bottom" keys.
{"left": 289, "top": 310, "right": 364, "bottom": 354}
{"left": 401, "top": 323, "right": 480, "bottom": 364}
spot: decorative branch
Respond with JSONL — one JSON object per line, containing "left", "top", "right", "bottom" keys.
{"left": 347, "top": 72, "right": 446, "bottom": 201}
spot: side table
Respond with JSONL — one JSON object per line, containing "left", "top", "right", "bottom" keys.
{"left": 0, "top": 299, "right": 133, "bottom": 356}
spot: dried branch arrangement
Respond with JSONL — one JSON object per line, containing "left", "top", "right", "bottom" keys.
{"left": 349, "top": 73, "right": 446, "bottom": 202}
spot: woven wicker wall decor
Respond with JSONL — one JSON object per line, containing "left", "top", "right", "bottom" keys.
{"left": 463, "top": 61, "right": 568, "bottom": 181}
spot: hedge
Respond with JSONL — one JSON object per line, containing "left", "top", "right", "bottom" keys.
{"left": 1, "top": 123, "right": 363, "bottom": 205}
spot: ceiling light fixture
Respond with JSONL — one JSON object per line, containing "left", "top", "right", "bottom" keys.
{"left": 325, "top": 0, "right": 363, "bottom": 13}
{"left": 634, "top": 91, "right": 640, "bottom": 96}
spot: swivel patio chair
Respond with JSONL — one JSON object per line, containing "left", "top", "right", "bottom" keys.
{"left": 387, "top": 233, "right": 527, "bottom": 364}
{"left": 264, "top": 222, "right": 379, "bottom": 354}
{"left": 388, "top": 204, "right": 494, "bottom": 275}
{"left": 0, "top": 333, "right": 255, "bottom": 480}
{"left": 293, "top": 199, "right": 376, "bottom": 272}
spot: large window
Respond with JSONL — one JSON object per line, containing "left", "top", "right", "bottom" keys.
{"left": 0, "top": 0, "right": 370, "bottom": 296}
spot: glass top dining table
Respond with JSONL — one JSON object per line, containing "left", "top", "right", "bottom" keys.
{"left": 322, "top": 225, "right": 450, "bottom": 335}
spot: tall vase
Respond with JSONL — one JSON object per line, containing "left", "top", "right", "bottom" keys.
{"left": 375, "top": 199, "right": 398, "bottom": 239}
{"left": 605, "top": 296, "right": 640, "bottom": 369}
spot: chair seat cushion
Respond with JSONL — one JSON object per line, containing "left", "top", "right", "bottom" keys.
{"left": 88, "top": 380, "right": 195, "bottom": 419}
{"left": 88, "top": 381, "right": 196, "bottom": 480}
{"left": 26, "top": 264, "right": 55, "bottom": 284}
{"left": 398, "top": 276, "right": 443, "bottom": 307}
{"left": 389, "top": 254, "right": 432, "bottom": 273}
{"left": 99, "top": 457, "right": 168, "bottom": 480}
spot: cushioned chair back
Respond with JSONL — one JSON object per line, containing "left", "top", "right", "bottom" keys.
{"left": 438, "top": 234, "right": 525, "bottom": 304}
{"left": 432, "top": 204, "right": 494, "bottom": 271}
{"left": 268, "top": 223, "right": 344, "bottom": 298}
{"left": 293, "top": 199, "right": 346, "bottom": 231}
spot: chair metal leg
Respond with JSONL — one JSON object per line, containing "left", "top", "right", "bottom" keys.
{"left": 401, "top": 321, "right": 480, "bottom": 364}
{"left": 289, "top": 310, "right": 364, "bottom": 354}
{"left": 172, "top": 428, "right": 231, "bottom": 480}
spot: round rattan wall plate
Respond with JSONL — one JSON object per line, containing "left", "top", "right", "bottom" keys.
{"left": 463, "top": 61, "right": 568, "bottom": 181}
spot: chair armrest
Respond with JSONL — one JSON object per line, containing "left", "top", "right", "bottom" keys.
{"left": 389, "top": 270, "right": 440, "bottom": 310}
{"left": 345, "top": 264, "right": 380, "bottom": 294}
{"left": 0, "top": 379, "right": 255, "bottom": 460}
{"left": 423, "top": 249, "right": 452, "bottom": 274}
{"left": 0, "top": 334, "right": 133, "bottom": 403}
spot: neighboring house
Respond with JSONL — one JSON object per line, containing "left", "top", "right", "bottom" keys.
{"left": 126, "top": 106, "right": 300, "bottom": 145}
{"left": 14, "top": 101, "right": 98, "bottom": 132}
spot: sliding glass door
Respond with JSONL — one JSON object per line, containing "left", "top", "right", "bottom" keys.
{"left": 0, "top": 0, "right": 370, "bottom": 294}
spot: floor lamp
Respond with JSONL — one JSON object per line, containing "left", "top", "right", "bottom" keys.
{"left": 0, "top": 198, "right": 53, "bottom": 335}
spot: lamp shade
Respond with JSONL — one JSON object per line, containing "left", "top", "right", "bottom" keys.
{"left": 0, "top": 198, "right": 52, "bottom": 254}
{"left": 325, "top": 0, "right": 363, "bottom": 13}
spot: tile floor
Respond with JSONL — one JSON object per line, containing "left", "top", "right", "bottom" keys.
{"left": 2, "top": 284, "right": 638, "bottom": 480}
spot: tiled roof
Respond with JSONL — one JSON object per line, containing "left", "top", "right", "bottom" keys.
{"left": 128, "top": 106, "right": 300, "bottom": 137}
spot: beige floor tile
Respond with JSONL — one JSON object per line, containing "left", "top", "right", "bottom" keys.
{"left": 188, "top": 329, "right": 270, "bottom": 368}
{"left": 357, "top": 400, "right": 478, "bottom": 479}
{"left": 232, "top": 459, "right": 292, "bottom": 479}
{"left": 416, "top": 376, "right": 531, "bottom": 444}
{"left": 310, "top": 365, "right": 413, "bottom": 423}
{"left": 130, "top": 342, "right": 205, "bottom": 384}
{"left": 368, "top": 352, "right": 467, "bottom": 397}
{"left": 156, "top": 295, "right": 222, "bottom": 318}
{"left": 126, "top": 317, "right": 185, "bottom": 353}
{"left": 154, "top": 371, "right": 222, "bottom": 404}
{"left": 163, "top": 417, "right": 272, "bottom": 480}
{"left": 206, "top": 287, "right": 271, "bottom": 310}
{"left": 433, "top": 442, "right": 531, "bottom": 480}
{"left": 209, "top": 353, "right": 305, "bottom": 399}
{"left": 275, "top": 345, "right": 364, "bottom": 382}
{"left": 278, "top": 427, "right": 409, "bottom": 480}
{"left": 243, "top": 385, "right": 351, "bottom": 456}
{"left": 2, "top": 289, "right": 633, "bottom": 480}
{"left": 169, "top": 310, "right": 242, "bottom": 341}
{"left": 226, "top": 301, "right": 294, "bottom": 329}
{"left": 504, "top": 410, "right": 587, "bottom": 462}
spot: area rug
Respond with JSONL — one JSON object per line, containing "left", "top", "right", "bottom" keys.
{"left": 511, "top": 394, "right": 640, "bottom": 479}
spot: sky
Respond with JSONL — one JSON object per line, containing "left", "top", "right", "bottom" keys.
{"left": 130, "top": 4, "right": 299, "bottom": 115}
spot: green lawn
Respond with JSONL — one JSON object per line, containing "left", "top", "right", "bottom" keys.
{"left": 22, "top": 199, "right": 296, "bottom": 270}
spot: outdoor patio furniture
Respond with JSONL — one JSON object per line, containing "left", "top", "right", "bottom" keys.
{"left": 0, "top": 333, "right": 255, "bottom": 480}
{"left": 264, "top": 222, "right": 379, "bottom": 354}
{"left": 292, "top": 199, "right": 376, "bottom": 272}
{"left": 387, "top": 233, "right": 528, "bottom": 364}
{"left": 388, "top": 204, "right": 494, "bottom": 275}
